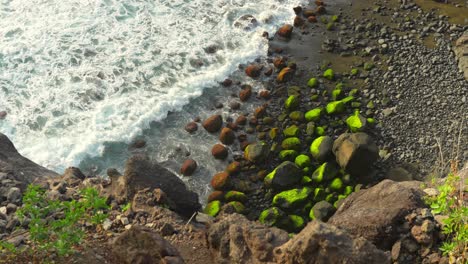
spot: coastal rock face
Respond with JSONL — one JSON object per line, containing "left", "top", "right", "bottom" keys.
{"left": 111, "top": 225, "right": 184, "bottom": 264}
{"left": 328, "top": 180, "right": 426, "bottom": 249}
{"left": 454, "top": 33, "right": 468, "bottom": 80}
{"left": 207, "top": 213, "right": 289, "bottom": 264}
{"left": 0, "top": 133, "right": 58, "bottom": 188}
{"left": 274, "top": 221, "right": 390, "bottom": 264}
{"left": 111, "top": 155, "right": 201, "bottom": 217}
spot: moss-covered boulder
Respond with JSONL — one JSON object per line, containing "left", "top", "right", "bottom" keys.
{"left": 226, "top": 161, "right": 241, "bottom": 175}
{"left": 289, "top": 111, "right": 305, "bottom": 122}
{"left": 329, "top": 178, "right": 344, "bottom": 191}
{"left": 204, "top": 200, "right": 221, "bottom": 217}
{"left": 315, "top": 126, "right": 325, "bottom": 136}
{"left": 311, "top": 162, "right": 339, "bottom": 183}
{"left": 307, "top": 77, "right": 318, "bottom": 88}
{"left": 227, "top": 201, "right": 246, "bottom": 214}
{"left": 344, "top": 185, "right": 354, "bottom": 195}
{"left": 310, "top": 136, "right": 333, "bottom": 162}
{"left": 244, "top": 142, "right": 270, "bottom": 163}
{"left": 313, "top": 187, "right": 326, "bottom": 202}
{"left": 286, "top": 215, "right": 306, "bottom": 233}
{"left": 285, "top": 95, "right": 299, "bottom": 110}
{"left": 332, "top": 89, "right": 342, "bottom": 101}
{"left": 294, "top": 154, "right": 311, "bottom": 168}
{"left": 279, "top": 150, "right": 298, "bottom": 161}
{"left": 283, "top": 125, "right": 300, "bottom": 137}
{"left": 309, "top": 201, "right": 335, "bottom": 221}
{"left": 273, "top": 187, "right": 312, "bottom": 209}
{"left": 305, "top": 108, "right": 322, "bottom": 122}
{"left": 346, "top": 111, "right": 367, "bottom": 132}
{"left": 259, "top": 207, "right": 286, "bottom": 227}
{"left": 264, "top": 161, "right": 303, "bottom": 190}
{"left": 281, "top": 137, "right": 301, "bottom": 151}
{"left": 323, "top": 68, "right": 334, "bottom": 80}
{"left": 269, "top": 127, "right": 279, "bottom": 140}
{"left": 325, "top": 100, "right": 345, "bottom": 114}
{"left": 225, "top": 191, "right": 248, "bottom": 203}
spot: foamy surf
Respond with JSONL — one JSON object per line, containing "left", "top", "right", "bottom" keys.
{"left": 0, "top": 0, "right": 302, "bottom": 171}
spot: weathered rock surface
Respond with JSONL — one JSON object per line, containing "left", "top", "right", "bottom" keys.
{"left": 454, "top": 33, "right": 468, "bottom": 80}
{"left": 111, "top": 225, "right": 184, "bottom": 264}
{"left": 207, "top": 213, "right": 289, "bottom": 264}
{"left": 328, "top": 180, "right": 426, "bottom": 249}
{"left": 202, "top": 115, "right": 223, "bottom": 133}
{"left": 0, "top": 133, "right": 58, "bottom": 189}
{"left": 274, "top": 221, "right": 390, "bottom": 264}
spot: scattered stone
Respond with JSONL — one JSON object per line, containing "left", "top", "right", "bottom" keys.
{"left": 180, "top": 159, "right": 197, "bottom": 176}
{"left": 277, "top": 24, "right": 293, "bottom": 38}
{"left": 245, "top": 64, "right": 262, "bottom": 78}
{"left": 212, "top": 144, "right": 228, "bottom": 160}
{"left": 202, "top": 115, "right": 223, "bottom": 133}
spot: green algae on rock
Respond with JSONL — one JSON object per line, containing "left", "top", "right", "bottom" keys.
{"left": 346, "top": 111, "right": 367, "bottom": 132}
{"left": 224, "top": 191, "right": 247, "bottom": 203}
{"left": 227, "top": 201, "right": 246, "bottom": 214}
{"left": 329, "top": 178, "right": 344, "bottom": 191}
{"left": 289, "top": 111, "right": 305, "bottom": 122}
{"left": 295, "top": 154, "right": 311, "bottom": 168}
{"left": 310, "top": 136, "right": 333, "bottom": 161}
{"left": 264, "top": 161, "right": 303, "bottom": 190}
{"left": 305, "top": 108, "right": 322, "bottom": 122}
{"left": 307, "top": 77, "right": 318, "bottom": 88}
{"left": 244, "top": 142, "right": 270, "bottom": 163}
{"left": 323, "top": 68, "right": 334, "bottom": 80}
{"left": 312, "top": 162, "right": 339, "bottom": 183}
{"left": 272, "top": 187, "right": 312, "bottom": 209}
{"left": 204, "top": 200, "right": 221, "bottom": 217}
{"left": 279, "top": 150, "right": 299, "bottom": 161}
{"left": 315, "top": 126, "right": 325, "bottom": 136}
{"left": 325, "top": 100, "right": 345, "bottom": 114}
{"left": 259, "top": 207, "right": 285, "bottom": 226}
{"left": 281, "top": 137, "right": 301, "bottom": 151}
{"left": 286, "top": 215, "right": 306, "bottom": 232}
{"left": 285, "top": 95, "right": 299, "bottom": 110}
{"left": 283, "top": 125, "right": 300, "bottom": 137}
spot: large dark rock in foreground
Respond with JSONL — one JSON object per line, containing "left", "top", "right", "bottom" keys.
{"left": 274, "top": 221, "right": 390, "bottom": 264}
{"left": 109, "top": 155, "right": 201, "bottom": 217}
{"left": 0, "top": 132, "right": 58, "bottom": 188}
{"left": 111, "top": 225, "right": 184, "bottom": 264}
{"left": 328, "top": 180, "right": 426, "bottom": 250}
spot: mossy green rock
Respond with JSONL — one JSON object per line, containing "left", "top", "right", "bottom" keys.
{"left": 313, "top": 187, "right": 326, "bottom": 202}
{"left": 289, "top": 111, "right": 304, "bottom": 122}
{"left": 273, "top": 187, "right": 312, "bottom": 209}
{"left": 305, "top": 108, "right": 322, "bottom": 122}
{"left": 350, "top": 68, "right": 359, "bottom": 76}
{"left": 341, "top": 96, "right": 354, "bottom": 104}
{"left": 279, "top": 150, "right": 298, "bottom": 161}
{"left": 344, "top": 185, "right": 354, "bottom": 195}
{"left": 204, "top": 200, "right": 221, "bottom": 217}
{"left": 295, "top": 154, "right": 311, "bottom": 168}
{"left": 309, "top": 201, "right": 336, "bottom": 221}
{"left": 323, "top": 68, "right": 334, "bottom": 80}
{"left": 310, "top": 94, "right": 319, "bottom": 101}
{"left": 312, "top": 162, "right": 339, "bottom": 183}
{"left": 287, "top": 86, "right": 301, "bottom": 97}
{"left": 283, "top": 125, "right": 300, "bottom": 137}
{"left": 346, "top": 111, "right": 367, "bottom": 132}
{"left": 224, "top": 191, "right": 247, "bottom": 203}
{"left": 269, "top": 128, "right": 279, "bottom": 140}
{"left": 259, "top": 207, "right": 285, "bottom": 226}
{"left": 329, "top": 178, "right": 344, "bottom": 191}
{"left": 287, "top": 215, "right": 306, "bottom": 233}
{"left": 301, "top": 176, "right": 312, "bottom": 184}
{"left": 332, "top": 89, "right": 342, "bottom": 101}
{"left": 310, "top": 136, "right": 333, "bottom": 162}
{"left": 315, "top": 126, "right": 325, "bottom": 136}
{"left": 307, "top": 77, "right": 318, "bottom": 88}
{"left": 281, "top": 137, "right": 301, "bottom": 151}
{"left": 265, "top": 161, "right": 303, "bottom": 190}
{"left": 326, "top": 100, "right": 345, "bottom": 114}
{"left": 244, "top": 142, "right": 270, "bottom": 163}
{"left": 227, "top": 201, "right": 246, "bottom": 214}
{"left": 285, "top": 95, "right": 299, "bottom": 110}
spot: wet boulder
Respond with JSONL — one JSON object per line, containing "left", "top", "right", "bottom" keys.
{"left": 277, "top": 24, "right": 293, "bottom": 38}
{"left": 180, "top": 159, "right": 197, "bottom": 176}
{"left": 264, "top": 161, "right": 303, "bottom": 190}
{"left": 244, "top": 142, "right": 270, "bottom": 163}
{"left": 202, "top": 114, "right": 223, "bottom": 133}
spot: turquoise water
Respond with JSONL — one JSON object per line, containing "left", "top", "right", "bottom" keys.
{"left": 0, "top": 0, "right": 301, "bottom": 199}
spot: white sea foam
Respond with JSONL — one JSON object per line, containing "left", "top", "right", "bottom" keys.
{"left": 0, "top": 0, "right": 301, "bottom": 171}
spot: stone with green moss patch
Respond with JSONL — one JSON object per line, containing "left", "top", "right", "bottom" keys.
{"left": 289, "top": 111, "right": 304, "bottom": 122}
{"left": 310, "top": 136, "right": 333, "bottom": 161}
{"left": 323, "top": 69, "right": 334, "bottom": 80}
{"left": 228, "top": 201, "right": 246, "bottom": 214}
{"left": 204, "top": 200, "right": 221, "bottom": 217}
{"left": 287, "top": 86, "right": 301, "bottom": 97}
{"left": 312, "top": 162, "right": 339, "bottom": 183}
{"left": 313, "top": 187, "right": 326, "bottom": 202}
{"left": 326, "top": 22, "right": 334, "bottom": 31}
{"left": 307, "top": 77, "right": 318, "bottom": 88}
{"left": 367, "top": 118, "right": 376, "bottom": 126}
{"left": 329, "top": 178, "right": 343, "bottom": 191}
{"left": 269, "top": 128, "right": 279, "bottom": 140}
{"left": 295, "top": 154, "right": 311, "bottom": 168}
{"left": 325, "top": 101, "right": 345, "bottom": 114}
{"left": 334, "top": 194, "right": 347, "bottom": 208}
{"left": 364, "top": 62, "right": 374, "bottom": 71}
{"left": 279, "top": 150, "right": 298, "bottom": 161}
{"left": 301, "top": 176, "right": 312, "bottom": 184}
{"left": 344, "top": 186, "right": 353, "bottom": 195}
{"left": 283, "top": 125, "right": 299, "bottom": 137}
{"left": 273, "top": 187, "right": 312, "bottom": 209}
{"left": 244, "top": 142, "right": 270, "bottom": 163}
{"left": 351, "top": 68, "right": 359, "bottom": 76}
{"left": 287, "top": 215, "right": 306, "bottom": 232}
{"left": 281, "top": 137, "right": 301, "bottom": 151}
{"left": 259, "top": 207, "right": 285, "bottom": 226}
{"left": 225, "top": 191, "right": 247, "bottom": 203}
{"left": 315, "top": 126, "right": 325, "bottom": 136}
{"left": 346, "top": 111, "right": 367, "bottom": 132}
{"left": 332, "top": 89, "right": 342, "bottom": 101}
{"left": 265, "top": 161, "right": 303, "bottom": 190}
{"left": 325, "top": 193, "right": 337, "bottom": 203}
{"left": 309, "top": 201, "right": 335, "bottom": 221}
{"left": 310, "top": 94, "right": 319, "bottom": 101}
{"left": 305, "top": 108, "right": 322, "bottom": 122}
{"left": 285, "top": 95, "right": 299, "bottom": 110}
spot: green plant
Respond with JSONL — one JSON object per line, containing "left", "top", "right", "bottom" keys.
{"left": 121, "top": 202, "right": 131, "bottom": 213}
{"left": 426, "top": 173, "right": 467, "bottom": 259}
{"left": 13, "top": 184, "right": 110, "bottom": 257}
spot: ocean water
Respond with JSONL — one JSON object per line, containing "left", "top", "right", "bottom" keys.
{"left": 0, "top": 0, "right": 301, "bottom": 197}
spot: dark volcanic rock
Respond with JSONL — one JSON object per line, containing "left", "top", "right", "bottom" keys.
{"left": 111, "top": 225, "right": 183, "bottom": 264}
{"left": 0, "top": 133, "right": 59, "bottom": 189}
{"left": 328, "top": 180, "right": 426, "bottom": 249}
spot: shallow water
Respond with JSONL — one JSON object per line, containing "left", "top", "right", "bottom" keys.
{"left": 0, "top": 0, "right": 303, "bottom": 175}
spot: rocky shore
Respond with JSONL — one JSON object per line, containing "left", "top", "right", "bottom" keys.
{"left": 1, "top": 0, "right": 467, "bottom": 263}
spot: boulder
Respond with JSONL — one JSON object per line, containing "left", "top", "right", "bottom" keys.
{"left": 184, "top": 122, "right": 198, "bottom": 133}
{"left": 309, "top": 201, "right": 335, "bottom": 221}
{"left": 311, "top": 162, "right": 339, "bottom": 183}
{"left": 272, "top": 187, "right": 312, "bottom": 210}
{"left": 309, "top": 136, "right": 333, "bottom": 162}
{"left": 328, "top": 180, "right": 426, "bottom": 249}
{"left": 264, "top": 161, "right": 303, "bottom": 190}
{"left": 277, "top": 24, "right": 293, "bottom": 38}
{"left": 219, "top": 127, "right": 235, "bottom": 145}
{"left": 211, "top": 172, "right": 230, "bottom": 190}
{"left": 239, "top": 86, "right": 252, "bottom": 101}
{"left": 245, "top": 64, "right": 262, "bottom": 78}
{"left": 207, "top": 213, "right": 289, "bottom": 264}
{"left": 277, "top": 67, "right": 294, "bottom": 83}
{"left": 111, "top": 225, "right": 183, "bottom": 264}
{"left": 244, "top": 142, "right": 270, "bottom": 163}
{"left": 180, "top": 159, "right": 197, "bottom": 176}
{"left": 274, "top": 221, "right": 390, "bottom": 263}
{"left": 332, "top": 133, "right": 378, "bottom": 179}
{"left": 281, "top": 137, "right": 301, "bottom": 151}
{"left": 0, "top": 133, "right": 59, "bottom": 189}
{"left": 346, "top": 111, "right": 367, "bottom": 132}
{"left": 202, "top": 115, "right": 223, "bottom": 133}
{"left": 110, "top": 155, "right": 201, "bottom": 217}
{"left": 212, "top": 144, "right": 228, "bottom": 160}
{"left": 305, "top": 108, "right": 321, "bottom": 122}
